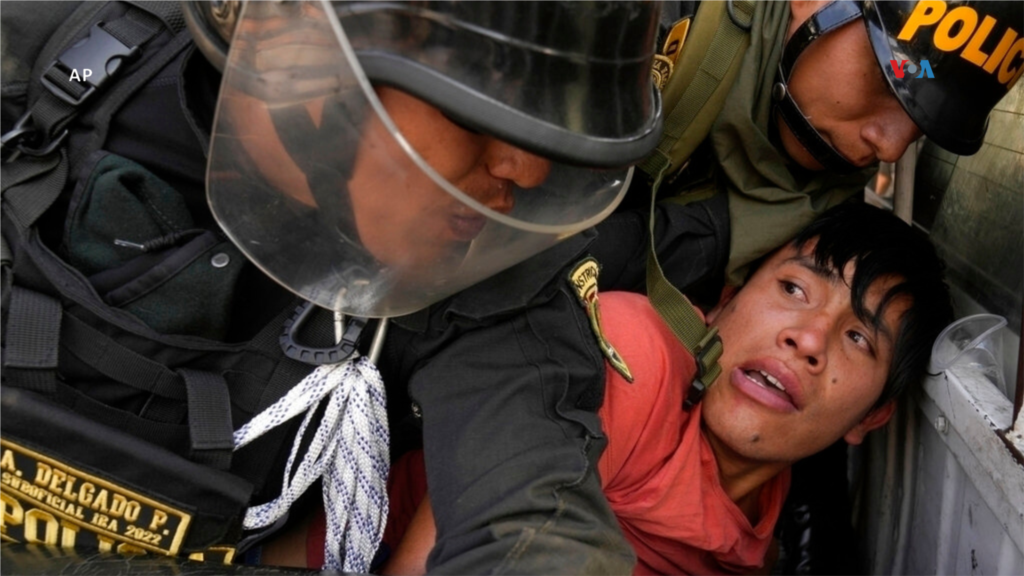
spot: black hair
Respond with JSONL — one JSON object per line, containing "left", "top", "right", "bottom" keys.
{"left": 790, "top": 202, "right": 953, "bottom": 409}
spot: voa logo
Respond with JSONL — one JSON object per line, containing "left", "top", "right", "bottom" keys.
{"left": 890, "top": 59, "right": 935, "bottom": 79}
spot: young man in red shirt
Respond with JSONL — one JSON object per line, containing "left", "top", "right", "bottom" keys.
{"left": 374, "top": 203, "right": 951, "bottom": 575}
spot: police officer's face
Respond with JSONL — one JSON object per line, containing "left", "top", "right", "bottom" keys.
{"left": 700, "top": 241, "right": 902, "bottom": 468}
{"left": 347, "top": 86, "right": 552, "bottom": 275}
{"left": 779, "top": 1, "right": 923, "bottom": 170}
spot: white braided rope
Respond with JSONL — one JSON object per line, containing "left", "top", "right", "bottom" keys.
{"left": 233, "top": 356, "right": 389, "bottom": 572}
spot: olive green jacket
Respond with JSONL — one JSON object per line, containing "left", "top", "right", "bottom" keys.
{"left": 709, "top": 1, "right": 875, "bottom": 283}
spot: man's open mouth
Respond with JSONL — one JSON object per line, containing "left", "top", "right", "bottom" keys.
{"left": 744, "top": 369, "right": 787, "bottom": 392}
{"left": 735, "top": 367, "right": 798, "bottom": 412}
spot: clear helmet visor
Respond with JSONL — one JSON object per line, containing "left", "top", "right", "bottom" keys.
{"left": 208, "top": 0, "right": 631, "bottom": 317}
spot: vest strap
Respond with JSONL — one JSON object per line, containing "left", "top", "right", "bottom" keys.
{"left": 640, "top": 0, "right": 754, "bottom": 180}
{"left": 645, "top": 167, "right": 723, "bottom": 410}
{"left": 2, "top": 286, "right": 62, "bottom": 394}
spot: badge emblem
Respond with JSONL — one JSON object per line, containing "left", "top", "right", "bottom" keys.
{"left": 568, "top": 258, "right": 633, "bottom": 382}
{"left": 651, "top": 55, "right": 674, "bottom": 91}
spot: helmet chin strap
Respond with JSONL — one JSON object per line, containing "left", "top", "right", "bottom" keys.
{"left": 772, "top": 0, "right": 863, "bottom": 174}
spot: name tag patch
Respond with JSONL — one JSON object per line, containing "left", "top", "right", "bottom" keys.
{"left": 1, "top": 439, "right": 192, "bottom": 556}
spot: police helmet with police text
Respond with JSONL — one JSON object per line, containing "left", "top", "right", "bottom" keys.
{"left": 773, "top": 0, "right": 1023, "bottom": 172}
{"left": 863, "top": 0, "right": 1024, "bottom": 156}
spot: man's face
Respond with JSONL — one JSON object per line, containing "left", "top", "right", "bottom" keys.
{"left": 348, "top": 87, "right": 552, "bottom": 277}
{"left": 779, "top": 1, "right": 923, "bottom": 170}
{"left": 701, "top": 241, "right": 905, "bottom": 466}
{"left": 223, "top": 84, "right": 552, "bottom": 281}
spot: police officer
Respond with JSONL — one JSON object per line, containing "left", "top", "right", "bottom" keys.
{"left": 595, "top": 0, "right": 1024, "bottom": 303}
{"left": 197, "top": 3, "right": 662, "bottom": 571}
{"left": 2, "top": 0, "right": 662, "bottom": 573}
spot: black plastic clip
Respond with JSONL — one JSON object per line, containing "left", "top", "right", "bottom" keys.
{"left": 0, "top": 111, "right": 68, "bottom": 161}
{"left": 684, "top": 378, "right": 708, "bottom": 410}
{"left": 40, "top": 23, "right": 139, "bottom": 106}
{"left": 0, "top": 113, "right": 36, "bottom": 160}
{"left": 684, "top": 328, "right": 723, "bottom": 410}
{"left": 280, "top": 301, "right": 366, "bottom": 366}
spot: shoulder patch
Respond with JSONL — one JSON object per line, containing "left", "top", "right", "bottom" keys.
{"left": 568, "top": 257, "right": 600, "bottom": 306}
{"left": 650, "top": 16, "right": 691, "bottom": 90}
{"left": 567, "top": 258, "right": 633, "bottom": 383}
{"left": 662, "top": 16, "right": 691, "bottom": 65}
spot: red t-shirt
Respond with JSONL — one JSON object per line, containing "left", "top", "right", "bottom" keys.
{"left": 310, "top": 292, "right": 790, "bottom": 574}
{"left": 597, "top": 292, "right": 790, "bottom": 575}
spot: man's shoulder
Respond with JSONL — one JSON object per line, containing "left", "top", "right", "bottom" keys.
{"left": 438, "top": 229, "right": 598, "bottom": 322}
{"left": 596, "top": 292, "right": 702, "bottom": 494}
{"left": 600, "top": 291, "right": 703, "bottom": 360}
{"left": 393, "top": 231, "right": 603, "bottom": 370}
{"left": 598, "top": 291, "right": 700, "bottom": 412}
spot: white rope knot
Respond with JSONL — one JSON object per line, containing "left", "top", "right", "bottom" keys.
{"left": 234, "top": 356, "right": 389, "bottom": 572}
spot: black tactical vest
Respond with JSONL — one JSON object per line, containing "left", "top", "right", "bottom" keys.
{"left": 1, "top": 1, "right": 340, "bottom": 560}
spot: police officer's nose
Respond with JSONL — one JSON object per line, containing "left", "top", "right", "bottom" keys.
{"left": 483, "top": 138, "right": 553, "bottom": 189}
{"left": 779, "top": 315, "right": 829, "bottom": 374}
{"left": 861, "top": 106, "right": 922, "bottom": 164}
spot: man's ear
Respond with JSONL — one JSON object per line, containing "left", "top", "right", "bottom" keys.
{"left": 844, "top": 401, "right": 896, "bottom": 445}
{"left": 705, "top": 285, "right": 739, "bottom": 325}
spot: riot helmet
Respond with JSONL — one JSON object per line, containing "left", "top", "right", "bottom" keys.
{"left": 184, "top": 1, "right": 663, "bottom": 317}
{"left": 772, "top": 0, "right": 1023, "bottom": 172}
